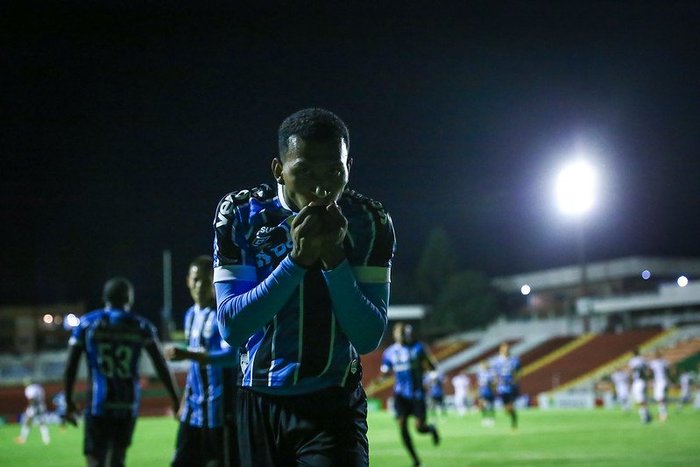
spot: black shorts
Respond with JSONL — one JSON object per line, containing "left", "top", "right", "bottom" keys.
{"left": 393, "top": 395, "right": 427, "bottom": 420}
{"left": 237, "top": 385, "right": 369, "bottom": 467}
{"left": 83, "top": 415, "right": 136, "bottom": 457}
{"left": 171, "top": 423, "right": 225, "bottom": 467}
{"left": 499, "top": 386, "right": 520, "bottom": 405}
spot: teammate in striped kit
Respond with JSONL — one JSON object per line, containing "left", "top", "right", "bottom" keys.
{"left": 491, "top": 342, "right": 521, "bottom": 430}
{"left": 476, "top": 360, "right": 496, "bottom": 427}
{"left": 214, "top": 108, "right": 395, "bottom": 466}
{"left": 64, "top": 277, "right": 180, "bottom": 467}
{"left": 166, "top": 256, "right": 239, "bottom": 466}
{"left": 381, "top": 323, "right": 440, "bottom": 467}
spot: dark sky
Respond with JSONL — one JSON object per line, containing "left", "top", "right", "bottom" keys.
{"left": 2, "top": 1, "right": 699, "bottom": 323}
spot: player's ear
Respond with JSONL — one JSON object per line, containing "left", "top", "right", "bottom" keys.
{"left": 271, "top": 157, "right": 284, "bottom": 185}
{"left": 346, "top": 157, "right": 353, "bottom": 172}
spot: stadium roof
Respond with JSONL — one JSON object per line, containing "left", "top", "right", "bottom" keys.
{"left": 492, "top": 256, "right": 700, "bottom": 293}
{"left": 577, "top": 281, "right": 700, "bottom": 315}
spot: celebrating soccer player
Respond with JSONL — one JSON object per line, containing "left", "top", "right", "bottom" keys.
{"left": 213, "top": 108, "right": 395, "bottom": 465}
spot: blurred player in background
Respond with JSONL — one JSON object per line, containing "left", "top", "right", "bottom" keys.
{"left": 451, "top": 370, "right": 471, "bottom": 417}
{"left": 15, "top": 379, "right": 50, "bottom": 445}
{"left": 610, "top": 367, "right": 631, "bottom": 411}
{"left": 476, "top": 360, "right": 496, "bottom": 427}
{"left": 648, "top": 349, "right": 671, "bottom": 422}
{"left": 426, "top": 370, "right": 447, "bottom": 417}
{"left": 213, "top": 108, "right": 395, "bottom": 466}
{"left": 52, "top": 390, "right": 69, "bottom": 429}
{"left": 381, "top": 323, "right": 440, "bottom": 467}
{"left": 628, "top": 347, "right": 651, "bottom": 424}
{"left": 64, "top": 277, "right": 180, "bottom": 467}
{"left": 166, "top": 255, "right": 239, "bottom": 467}
{"left": 677, "top": 370, "right": 694, "bottom": 410}
{"left": 491, "top": 342, "right": 521, "bottom": 430}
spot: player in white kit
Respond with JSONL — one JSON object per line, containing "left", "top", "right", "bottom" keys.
{"left": 610, "top": 368, "right": 630, "bottom": 410}
{"left": 628, "top": 348, "right": 651, "bottom": 424}
{"left": 648, "top": 349, "right": 670, "bottom": 422}
{"left": 15, "top": 381, "right": 51, "bottom": 445}
{"left": 451, "top": 370, "right": 471, "bottom": 416}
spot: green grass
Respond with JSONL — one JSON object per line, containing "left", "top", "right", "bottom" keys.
{"left": 1, "top": 408, "right": 699, "bottom": 466}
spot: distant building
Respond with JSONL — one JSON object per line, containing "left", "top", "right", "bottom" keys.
{"left": 0, "top": 303, "right": 85, "bottom": 354}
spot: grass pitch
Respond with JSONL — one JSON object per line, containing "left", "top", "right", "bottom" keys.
{"left": 1, "top": 408, "right": 698, "bottom": 466}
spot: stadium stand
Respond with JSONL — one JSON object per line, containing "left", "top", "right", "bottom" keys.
{"left": 521, "top": 327, "right": 666, "bottom": 400}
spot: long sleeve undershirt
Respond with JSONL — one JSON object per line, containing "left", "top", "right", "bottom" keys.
{"left": 216, "top": 256, "right": 389, "bottom": 353}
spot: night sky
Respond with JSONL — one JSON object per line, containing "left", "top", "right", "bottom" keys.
{"left": 3, "top": 2, "right": 699, "bottom": 324}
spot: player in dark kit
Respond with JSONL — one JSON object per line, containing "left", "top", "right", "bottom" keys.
{"left": 380, "top": 323, "right": 440, "bottom": 467}
{"left": 166, "top": 256, "right": 239, "bottom": 467}
{"left": 64, "top": 277, "right": 180, "bottom": 467}
{"left": 213, "top": 108, "right": 395, "bottom": 466}
{"left": 491, "top": 342, "right": 521, "bottom": 430}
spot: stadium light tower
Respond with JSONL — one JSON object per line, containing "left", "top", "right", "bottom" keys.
{"left": 555, "top": 158, "right": 597, "bottom": 332}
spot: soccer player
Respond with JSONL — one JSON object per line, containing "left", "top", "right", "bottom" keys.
{"left": 166, "top": 255, "right": 239, "bottom": 467}
{"left": 628, "top": 347, "right": 651, "bottom": 424}
{"left": 381, "top": 323, "right": 440, "bottom": 467}
{"left": 476, "top": 360, "right": 496, "bottom": 427}
{"left": 648, "top": 349, "right": 671, "bottom": 422}
{"left": 213, "top": 108, "right": 395, "bottom": 466}
{"left": 15, "top": 380, "right": 50, "bottom": 445}
{"left": 491, "top": 342, "right": 521, "bottom": 430}
{"left": 426, "top": 370, "right": 447, "bottom": 417}
{"left": 451, "top": 370, "right": 471, "bottom": 417}
{"left": 677, "top": 370, "right": 694, "bottom": 410}
{"left": 610, "top": 367, "right": 631, "bottom": 410}
{"left": 63, "top": 277, "right": 180, "bottom": 467}
{"left": 52, "top": 390, "right": 69, "bottom": 429}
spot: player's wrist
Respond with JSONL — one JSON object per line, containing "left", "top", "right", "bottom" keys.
{"left": 289, "top": 249, "right": 315, "bottom": 268}
{"left": 320, "top": 245, "right": 345, "bottom": 270}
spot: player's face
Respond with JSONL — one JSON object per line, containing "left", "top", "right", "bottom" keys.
{"left": 500, "top": 343, "right": 510, "bottom": 356}
{"left": 272, "top": 136, "right": 351, "bottom": 211}
{"left": 187, "top": 265, "right": 214, "bottom": 307}
{"left": 393, "top": 324, "right": 404, "bottom": 344}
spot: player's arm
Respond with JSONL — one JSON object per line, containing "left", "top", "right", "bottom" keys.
{"left": 322, "top": 207, "right": 396, "bottom": 354}
{"left": 62, "top": 343, "right": 82, "bottom": 426}
{"left": 422, "top": 345, "right": 439, "bottom": 372}
{"left": 167, "top": 345, "right": 238, "bottom": 367}
{"left": 214, "top": 192, "right": 308, "bottom": 347}
{"left": 144, "top": 337, "right": 180, "bottom": 416}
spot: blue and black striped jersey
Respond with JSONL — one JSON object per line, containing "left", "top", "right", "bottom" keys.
{"left": 69, "top": 308, "right": 157, "bottom": 418}
{"left": 381, "top": 342, "right": 428, "bottom": 400}
{"left": 180, "top": 305, "right": 235, "bottom": 428}
{"left": 491, "top": 354, "right": 521, "bottom": 394}
{"left": 213, "top": 183, "right": 395, "bottom": 394}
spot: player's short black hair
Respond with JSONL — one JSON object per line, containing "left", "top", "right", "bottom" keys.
{"left": 278, "top": 108, "right": 349, "bottom": 158}
{"left": 189, "top": 255, "right": 213, "bottom": 272}
{"left": 102, "top": 277, "right": 134, "bottom": 308}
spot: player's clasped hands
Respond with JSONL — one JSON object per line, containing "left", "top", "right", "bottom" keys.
{"left": 290, "top": 201, "right": 348, "bottom": 269}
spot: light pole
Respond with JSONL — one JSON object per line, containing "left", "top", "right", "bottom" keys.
{"left": 555, "top": 159, "right": 597, "bottom": 332}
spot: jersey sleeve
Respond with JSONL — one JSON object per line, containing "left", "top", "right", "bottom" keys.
{"left": 212, "top": 190, "right": 259, "bottom": 285}
{"left": 351, "top": 199, "right": 396, "bottom": 285}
